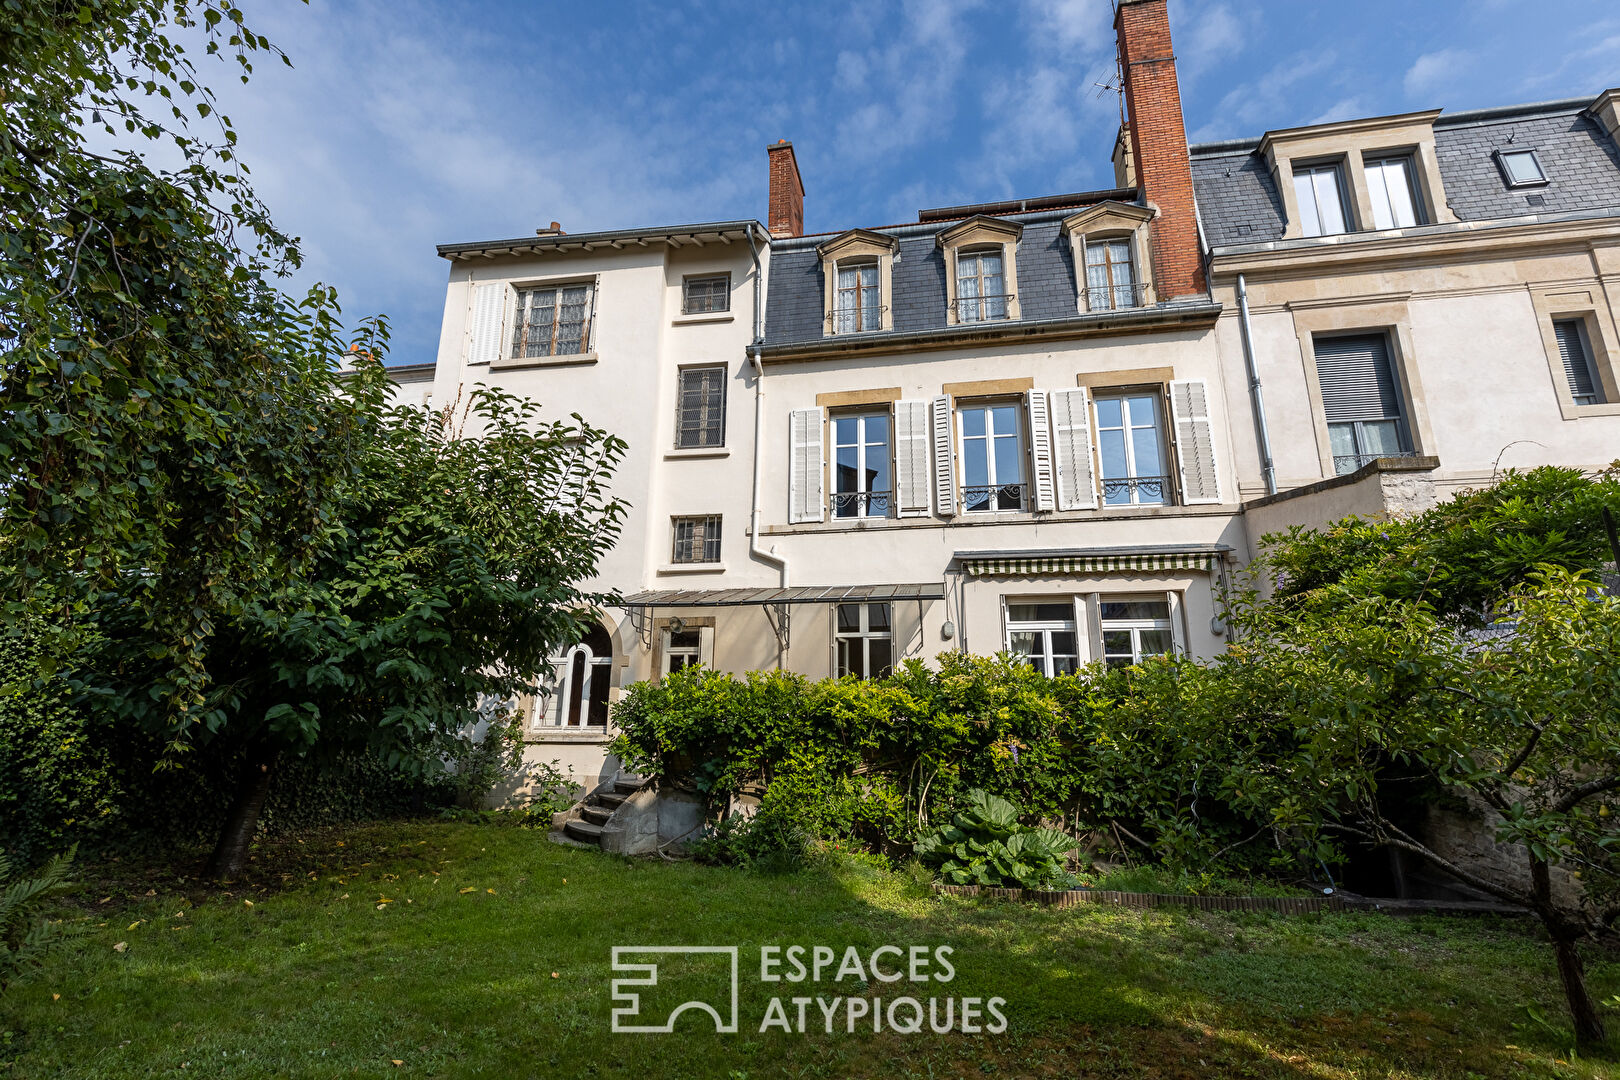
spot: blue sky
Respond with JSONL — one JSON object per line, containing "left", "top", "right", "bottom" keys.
{"left": 207, "top": 0, "right": 1620, "bottom": 367}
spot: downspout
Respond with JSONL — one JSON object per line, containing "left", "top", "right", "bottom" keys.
{"left": 745, "top": 223, "right": 789, "bottom": 588}
{"left": 1236, "top": 273, "right": 1277, "bottom": 496}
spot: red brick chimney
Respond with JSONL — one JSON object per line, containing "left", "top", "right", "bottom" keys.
{"left": 1115, "top": 0, "right": 1205, "bottom": 299}
{"left": 767, "top": 140, "right": 805, "bottom": 238}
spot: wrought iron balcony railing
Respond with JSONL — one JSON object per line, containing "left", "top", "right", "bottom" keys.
{"left": 831, "top": 490, "right": 894, "bottom": 518}
{"left": 1100, "top": 475, "right": 1172, "bottom": 504}
{"left": 1083, "top": 281, "right": 1150, "bottom": 312}
{"left": 1333, "top": 450, "right": 1419, "bottom": 476}
{"left": 951, "top": 294, "right": 1015, "bottom": 323}
{"left": 961, "top": 483, "right": 1025, "bottom": 512}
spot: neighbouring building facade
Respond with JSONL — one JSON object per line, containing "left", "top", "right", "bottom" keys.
{"left": 409, "top": 0, "right": 1620, "bottom": 792}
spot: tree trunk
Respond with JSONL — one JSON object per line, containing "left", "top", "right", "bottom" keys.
{"left": 204, "top": 744, "right": 279, "bottom": 880}
{"left": 1530, "top": 857, "right": 1606, "bottom": 1047}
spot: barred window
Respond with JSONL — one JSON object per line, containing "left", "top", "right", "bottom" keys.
{"left": 671, "top": 515, "right": 721, "bottom": 564}
{"left": 676, "top": 367, "right": 727, "bottom": 448}
{"left": 683, "top": 274, "right": 731, "bottom": 314}
{"left": 512, "top": 282, "right": 594, "bottom": 358}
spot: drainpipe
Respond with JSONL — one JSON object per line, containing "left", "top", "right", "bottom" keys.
{"left": 745, "top": 223, "right": 789, "bottom": 588}
{"left": 1236, "top": 273, "right": 1277, "bottom": 496}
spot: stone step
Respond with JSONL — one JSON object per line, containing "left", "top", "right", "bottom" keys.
{"left": 581, "top": 804, "right": 613, "bottom": 826}
{"left": 595, "top": 791, "right": 627, "bottom": 810}
{"left": 613, "top": 776, "right": 647, "bottom": 794}
{"left": 563, "top": 819, "right": 604, "bottom": 845}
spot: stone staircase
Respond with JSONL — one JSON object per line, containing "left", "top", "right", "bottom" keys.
{"left": 555, "top": 773, "right": 649, "bottom": 848}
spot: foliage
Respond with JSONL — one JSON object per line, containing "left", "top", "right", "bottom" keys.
{"left": 0, "top": 848, "right": 82, "bottom": 997}
{"left": 915, "top": 789, "right": 1079, "bottom": 889}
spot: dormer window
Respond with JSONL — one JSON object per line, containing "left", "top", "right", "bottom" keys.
{"left": 938, "top": 215, "right": 1023, "bottom": 325}
{"left": 817, "top": 229, "right": 899, "bottom": 335}
{"left": 1083, "top": 239, "right": 1137, "bottom": 312}
{"left": 1063, "top": 201, "right": 1156, "bottom": 314}
{"left": 1363, "top": 155, "right": 1423, "bottom": 229}
{"left": 1292, "top": 161, "right": 1350, "bottom": 237}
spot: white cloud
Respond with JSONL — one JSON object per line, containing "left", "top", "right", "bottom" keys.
{"left": 1169, "top": 1, "right": 1251, "bottom": 79}
{"left": 1403, "top": 49, "right": 1472, "bottom": 99}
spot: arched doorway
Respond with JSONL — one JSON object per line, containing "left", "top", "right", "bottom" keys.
{"left": 539, "top": 623, "right": 615, "bottom": 728}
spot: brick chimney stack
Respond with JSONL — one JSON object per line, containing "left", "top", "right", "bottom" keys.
{"left": 767, "top": 140, "right": 805, "bottom": 238}
{"left": 1115, "top": 0, "right": 1205, "bottom": 299}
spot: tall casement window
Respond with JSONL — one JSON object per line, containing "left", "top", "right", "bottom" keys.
{"left": 835, "top": 603, "right": 893, "bottom": 679}
{"left": 1314, "top": 333, "right": 1412, "bottom": 474}
{"left": 675, "top": 367, "right": 727, "bottom": 448}
{"left": 1364, "top": 155, "right": 1422, "bottom": 230}
{"left": 1554, "top": 319, "right": 1604, "bottom": 406}
{"left": 1083, "top": 238, "right": 1138, "bottom": 311}
{"left": 1006, "top": 602, "right": 1079, "bottom": 677}
{"left": 536, "top": 624, "right": 612, "bottom": 727}
{"left": 1099, "top": 597, "right": 1172, "bottom": 667}
{"left": 955, "top": 249, "right": 1007, "bottom": 322}
{"left": 1292, "top": 162, "right": 1350, "bottom": 237}
{"left": 1094, "top": 392, "right": 1169, "bottom": 506}
{"left": 512, "top": 282, "right": 594, "bottom": 357}
{"left": 959, "top": 402, "right": 1024, "bottom": 512}
{"left": 682, "top": 273, "right": 731, "bottom": 314}
{"left": 833, "top": 412, "right": 892, "bottom": 518}
{"left": 670, "top": 515, "right": 721, "bottom": 564}
{"left": 835, "top": 263, "right": 880, "bottom": 333}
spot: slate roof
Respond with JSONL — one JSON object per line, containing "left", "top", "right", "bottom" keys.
{"left": 1190, "top": 96, "right": 1620, "bottom": 249}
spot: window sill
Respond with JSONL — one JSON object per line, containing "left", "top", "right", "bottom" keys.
{"left": 1558, "top": 401, "right": 1620, "bottom": 419}
{"left": 526, "top": 727, "right": 614, "bottom": 744}
{"left": 489, "top": 352, "right": 598, "bottom": 371}
{"left": 663, "top": 447, "right": 731, "bottom": 459}
{"left": 672, "top": 312, "right": 734, "bottom": 326}
{"left": 657, "top": 562, "right": 726, "bottom": 575}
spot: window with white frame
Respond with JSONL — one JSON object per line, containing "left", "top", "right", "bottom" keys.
{"left": 1094, "top": 392, "right": 1170, "bottom": 506}
{"left": 512, "top": 282, "right": 594, "bottom": 357}
{"left": 958, "top": 402, "right": 1024, "bottom": 512}
{"left": 1313, "top": 333, "right": 1413, "bottom": 474}
{"left": 1099, "top": 596, "right": 1173, "bottom": 667}
{"left": 955, "top": 249, "right": 1008, "bottom": 322}
{"left": 671, "top": 515, "right": 721, "bottom": 564}
{"left": 682, "top": 273, "right": 731, "bottom": 314}
{"left": 675, "top": 366, "right": 726, "bottom": 448}
{"left": 1006, "top": 601, "right": 1079, "bottom": 677}
{"left": 1291, "top": 162, "right": 1351, "bottom": 237}
{"left": 1363, "top": 155, "right": 1422, "bottom": 230}
{"left": 832, "top": 411, "right": 892, "bottom": 518}
{"left": 1083, "top": 238, "right": 1139, "bottom": 311}
{"left": 534, "top": 624, "right": 613, "bottom": 727}
{"left": 1497, "top": 148, "right": 1548, "bottom": 187}
{"left": 664, "top": 629, "right": 702, "bottom": 675}
{"left": 834, "top": 262, "right": 880, "bottom": 333}
{"left": 835, "top": 603, "right": 893, "bottom": 679}
{"left": 1554, "top": 319, "right": 1604, "bottom": 405}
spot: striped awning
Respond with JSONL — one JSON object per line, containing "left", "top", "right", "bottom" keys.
{"left": 956, "top": 546, "right": 1228, "bottom": 578}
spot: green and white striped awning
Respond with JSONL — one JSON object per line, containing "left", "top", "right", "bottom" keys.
{"left": 956, "top": 546, "right": 1228, "bottom": 578}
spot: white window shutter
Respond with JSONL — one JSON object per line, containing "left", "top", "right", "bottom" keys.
{"left": 1026, "top": 389, "right": 1056, "bottom": 511}
{"left": 1049, "top": 388, "right": 1097, "bottom": 510}
{"left": 893, "top": 399, "right": 932, "bottom": 517}
{"left": 1169, "top": 379, "right": 1222, "bottom": 504}
{"left": 468, "top": 282, "right": 510, "bottom": 366}
{"left": 931, "top": 395, "right": 956, "bottom": 517}
{"left": 788, "top": 407, "right": 825, "bottom": 523}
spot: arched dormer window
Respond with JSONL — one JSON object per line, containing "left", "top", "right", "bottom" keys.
{"left": 937, "top": 215, "right": 1023, "bottom": 325}
{"left": 1063, "top": 201, "right": 1156, "bottom": 314}
{"left": 817, "top": 229, "right": 899, "bottom": 335}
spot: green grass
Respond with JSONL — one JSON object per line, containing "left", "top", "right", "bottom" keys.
{"left": 3, "top": 820, "right": 1618, "bottom": 1079}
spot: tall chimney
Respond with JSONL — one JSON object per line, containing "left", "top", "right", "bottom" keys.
{"left": 1115, "top": 0, "right": 1204, "bottom": 299}
{"left": 767, "top": 140, "right": 805, "bottom": 238}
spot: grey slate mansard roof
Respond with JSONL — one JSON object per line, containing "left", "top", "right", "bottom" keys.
{"left": 1190, "top": 96, "right": 1620, "bottom": 250}
{"left": 763, "top": 194, "right": 1131, "bottom": 348}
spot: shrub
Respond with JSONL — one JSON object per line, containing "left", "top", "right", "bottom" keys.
{"left": 915, "top": 789, "right": 1079, "bottom": 889}
{"left": 0, "top": 849, "right": 82, "bottom": 997}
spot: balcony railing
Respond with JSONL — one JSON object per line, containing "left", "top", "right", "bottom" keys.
{"left": 827, "top": 305, "right": 888, "bottom": 334}
{"left": 961, "top": 483, "right": 1025, "bottom": 512}
{"left": 951, "top": 294, "right": 1014, "bottom": 323}
{"left": 1101, "top": 475, "right": 1172, "bottom": 505}
{"left": 1083, "top": 282, "right": 1150, "bottom": 313}
{"left": 1333, "top": 450, "right": 1419, "bottom": 476}
{"left": 831, "top": 490, "right": 893, "bottom": 518}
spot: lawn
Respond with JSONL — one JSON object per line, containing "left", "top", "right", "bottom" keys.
{"left": 4, "top": 821, "right": 1618, "bottom": 1079}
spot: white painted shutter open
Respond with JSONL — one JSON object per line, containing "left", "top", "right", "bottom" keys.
{"left": 1049, "top": 387, "right": 1097, "bottom": 510}
{"left": 894, "top": 399, "right": 932, "bottom": 517}
{"left": 1026, "top": 389, "right": 1056, "bottom": 511}
{"left": 931, "top": 395, "right": 956, "bottom": 517}
{"left": 788, "top": 407, "right": 825, "bottom": 523}
{"left": 1169, "top": 379, "right": 1222, "bottom": 504}
{"left": 468, "top": 282, "right": 510, "bottom": 366}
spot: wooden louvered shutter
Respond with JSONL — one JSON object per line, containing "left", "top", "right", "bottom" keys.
{"left": 1313, "top": 334, "right": 1403, "bottom": 422}
{"left": 1554, "top": 320, "right": 1600, "bottom": 403}
{"left": 931, "top": 395, "right": 956, "bottom": 517}
{"left": 788, "top": 408, "right": 825, "bottom": 523}
{"left": 1026, "top": 389, "right": 1056, "bottom": 511}
{"left": 468, "top": 282, "right": 510, "bottom": 365}
{"left": 1169, "top": 379, "right": 1222, "bottom": 505}
{"left": 894, "top": 399, "right": 932, "bottom": 517}
{"left": 1048, "top": 388, "right": 1097, "bottom": 510}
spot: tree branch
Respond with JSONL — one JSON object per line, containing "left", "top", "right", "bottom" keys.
{"left": 1554, "top": 774, "right": 1620, "bottom": 814}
